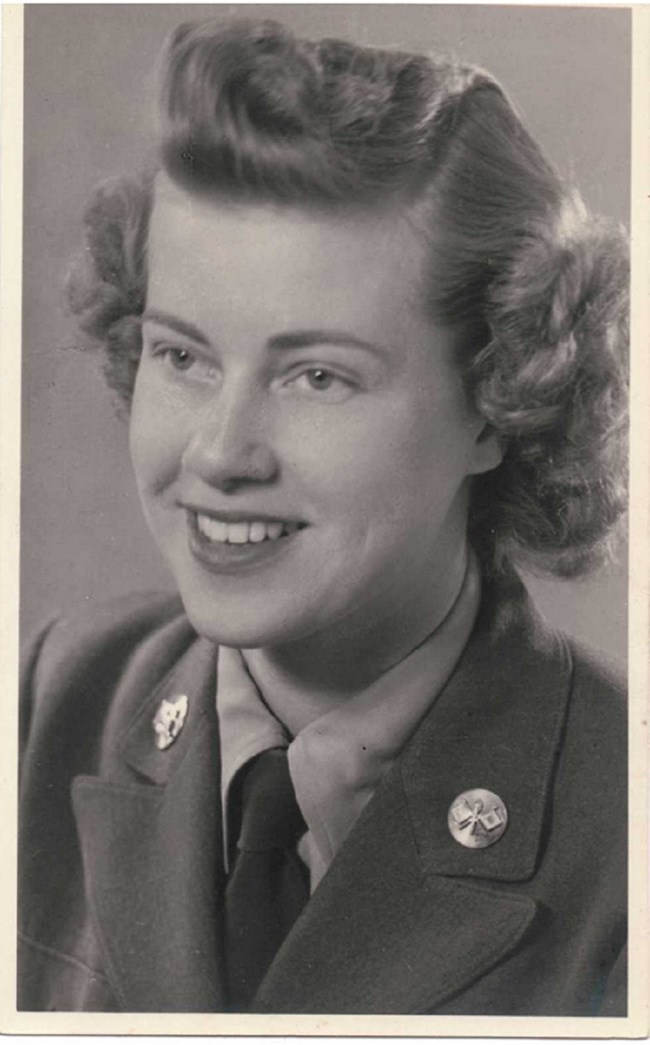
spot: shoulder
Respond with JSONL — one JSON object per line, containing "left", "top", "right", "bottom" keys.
{"left": 482, "top": 570, "right": 627, "bottom": 827}
{"left": 23, "top": 590, "right": 186, "bottom": 680}
{"left": 20, "top": 591, "right": 193, "bottom": 758}
{"left": 559, "top": 635, "right": 627, "bottom": 787}
{"left": 496, "top": 569, "right": 627, "bottom": 748}
{"left": 567, "top": 637, "right": 626, "bottom": 703}
{"left": 563, "top": 635, "right": 626, "bottom": 749}
{"left": 546, "top": 634, "right": 627, "bottom": 917}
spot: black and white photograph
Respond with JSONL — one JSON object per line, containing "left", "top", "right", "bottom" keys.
{"left": 7, "top": 1, "right": 647, "bottom": 1031}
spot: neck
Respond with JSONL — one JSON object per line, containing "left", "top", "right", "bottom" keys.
{"left": 242, "top": 541, "right": 470, "bottom": 736}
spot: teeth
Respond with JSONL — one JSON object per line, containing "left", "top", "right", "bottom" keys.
{"left": 228, "top": 522, "right": 249, "bottom": 544}
{"left": 248, "top": 522, "right": 266, "bottom": 544}
{"left": 197, "top": 517, "right": 227, "bottom": 543}
{"left": 196, "top": 514, "right": 300, "bottom": 545}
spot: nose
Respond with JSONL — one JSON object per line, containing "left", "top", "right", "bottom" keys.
{"left": 181, "top": 383, "right": 279, "bottom": 492}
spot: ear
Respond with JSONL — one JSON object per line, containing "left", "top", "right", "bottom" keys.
{"left": 468, "top": 420, "right": 506, "bottom": 476}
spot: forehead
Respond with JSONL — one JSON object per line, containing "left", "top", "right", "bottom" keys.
{"left": 147, "top": 174, "right": 432, "bottom": 336}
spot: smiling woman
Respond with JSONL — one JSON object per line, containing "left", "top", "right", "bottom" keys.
{"left": 19, "top": 10, "right": 629, "bottom": 1019}
{"left": 131, "top": 178, "right": 499, "bottom": 655}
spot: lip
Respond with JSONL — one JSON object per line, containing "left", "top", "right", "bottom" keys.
{"left": 185, "top": 509, "right": 306, "bottom": 574}
{"left": 181, "top": 502, "right": 306, "bottom": 526}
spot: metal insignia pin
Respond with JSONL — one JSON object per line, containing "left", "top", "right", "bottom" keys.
{"left": 152, "top": 694, "right": 189, "bottom": 751}
{"left": 448, "top": 788, "right": 508, "bottom": 849}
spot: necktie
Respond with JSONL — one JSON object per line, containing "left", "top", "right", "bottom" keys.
{"left": 224, "top": 747, "right": 310, "bottom": 1011}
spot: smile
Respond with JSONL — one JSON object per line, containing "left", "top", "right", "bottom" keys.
{"left": 186, "top": 509, "right": 307, "bottom": 574}
{"left": 196, "top": 512, "right": 303, "bottom": 545}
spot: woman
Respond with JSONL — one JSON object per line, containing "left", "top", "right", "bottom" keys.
{"left": 19, "top": 17, "right": 628, "bottom": 1015}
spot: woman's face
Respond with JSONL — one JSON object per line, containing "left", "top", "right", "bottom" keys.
{"left": 130, "top": 174, "right": 501, "bottom": 651}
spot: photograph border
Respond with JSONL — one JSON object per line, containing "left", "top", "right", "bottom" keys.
{"left": 1, "top": 2, "right": 648, "bottom": 1037}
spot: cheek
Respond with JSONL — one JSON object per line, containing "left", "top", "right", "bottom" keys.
{"left": 129, "top": 379, "right": 185, "bottom": 496}
{"left": 301, "top": 394, "right": 473, "bottom": 522}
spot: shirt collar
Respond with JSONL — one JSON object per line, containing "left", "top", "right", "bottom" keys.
{"left": 216, "top": 549, "right": 481, "bottom": 886}
{"left": 216, "top": 644, "right": 288, "bottom": 866}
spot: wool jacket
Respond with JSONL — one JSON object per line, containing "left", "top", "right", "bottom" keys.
{"left": 18, "top": 570, "right": 627, "bottom": 1015}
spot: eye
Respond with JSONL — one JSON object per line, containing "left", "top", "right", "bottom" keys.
{"left": 288, "top": 367, "right": 355, "bottom": 402}
{"left": 145, "top": 339, "right": 219, "bottom": 381}
{"left": 144, "top": 338, "right": 196, "bottom": 370}
{"left": 305, "top": 368, "right": 336, "bottom": 391}
{"left": 161, "top": 346, "right": 196, "bottom": 372}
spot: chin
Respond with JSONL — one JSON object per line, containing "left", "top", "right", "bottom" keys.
{"left": 178, "top": 587, "right": 309, "bottom": 650}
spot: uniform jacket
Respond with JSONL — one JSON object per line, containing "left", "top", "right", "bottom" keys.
{"left": 18, "top": 571, "right": 627, "bottom": 1015}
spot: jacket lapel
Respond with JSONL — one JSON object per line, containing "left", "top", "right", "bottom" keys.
{"left": 70, "top": 571, "right": 573, "bottom": 1014}
{"left": 252, "top": 752, "right": 538, "bottom": 1014}
{"left": 253, "top": 572, "right": 573, "bottom": 1014}
{"left": 71, "top": 633, "right": 226, "bottom": 1012}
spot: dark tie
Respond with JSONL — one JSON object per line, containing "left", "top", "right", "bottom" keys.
{"left": 224, "top": 747, "right": 310, "bottom": 1011}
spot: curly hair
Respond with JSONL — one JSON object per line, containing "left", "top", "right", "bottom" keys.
{"left": 66, "top": 18, "right": 629, "bottom": 578}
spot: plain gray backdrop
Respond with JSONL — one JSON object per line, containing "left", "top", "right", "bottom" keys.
{"left": 21, "top": 4, "right": 630, "bottom": 659}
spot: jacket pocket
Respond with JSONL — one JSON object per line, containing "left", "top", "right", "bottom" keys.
{"left": 18, "top": 933, "right": 119, "bottom": 1012}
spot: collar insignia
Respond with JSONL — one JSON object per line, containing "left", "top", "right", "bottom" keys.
{"left": 448, "top": 789, "right": 508, "bottom": 849}
{"left": 153, "top": 694, "right": 189, "bottom": 751}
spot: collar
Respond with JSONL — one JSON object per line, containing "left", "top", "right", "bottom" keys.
{"left": 217, "top": 550, "right": 481, "bottom": 885}
{"left": 69, "top": 566, "right": 573, "bottom": 1012}
{"left": 253, "top": 567, "right": 574, "bottom": 1012}
{"left": 399, "top": 566, "right": 573, "bottom": 881}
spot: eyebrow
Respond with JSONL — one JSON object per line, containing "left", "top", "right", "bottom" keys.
{"left": 141, "top": 309, "right": 210, "bottom": 346}
{"left": 142, "top": 309, "right": 387, "bottom": 358}
{"left": 268, "top": 331, "right": 388, "bottom": 358}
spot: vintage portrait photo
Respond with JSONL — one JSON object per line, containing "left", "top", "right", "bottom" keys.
{"left": 6, "top": 1, "right": 647, "bottom": 1034}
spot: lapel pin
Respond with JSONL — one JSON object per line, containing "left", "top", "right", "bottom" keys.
{"left": 448, "top": 788, "right": 508, "bottom": 849}
{"left": 153, "top": 694, "right": 189, "bottom": 751}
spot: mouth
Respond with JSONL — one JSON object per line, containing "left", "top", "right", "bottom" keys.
{"left": 194, "top": 512, "right": 306, "bottom": 545}
{"left": 184, "top": 508, "right": 308, "bottom": 573}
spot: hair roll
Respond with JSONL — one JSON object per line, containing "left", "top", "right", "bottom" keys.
{"left": 65, "top": 18, "right": 629, "bottom": 576}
